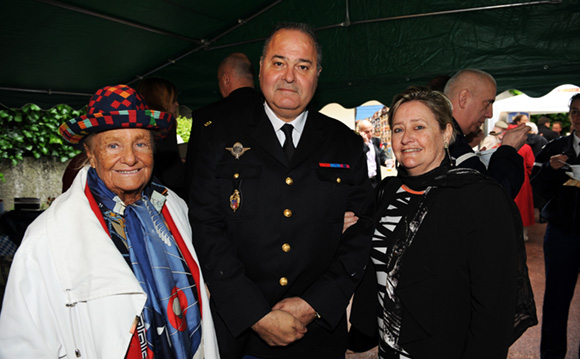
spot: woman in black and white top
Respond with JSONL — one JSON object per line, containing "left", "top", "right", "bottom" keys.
{"left": 349, "top": 86, "right": 536, "bottom": 359}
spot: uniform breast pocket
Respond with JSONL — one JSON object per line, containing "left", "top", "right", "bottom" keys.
{"left": 315, "top": 166, "right": 354, "bottom": 222}
{"left": 216, "top": 162, "right": 262, "bottom": 219}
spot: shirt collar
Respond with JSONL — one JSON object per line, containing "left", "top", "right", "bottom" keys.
{"left": 263, "top": 101, "right": 308, "bottom": 135}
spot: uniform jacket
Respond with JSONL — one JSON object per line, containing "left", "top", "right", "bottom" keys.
{"left": 0, "top": 166, "right": 219, "bottom": 359}
{"left": 450, "top": 118, "right": 524, "bottom": 199}
{"left": 185, "top": 87, "right": 263, "bottom": 188}
{"left": 350, "top": 169, "right": 526, "bottom": 359}
{"left": 189, "top": 103, "right": 374, "bottom": 358}
{"left": 531, "top": 132, "right": 580, "bottom": 235}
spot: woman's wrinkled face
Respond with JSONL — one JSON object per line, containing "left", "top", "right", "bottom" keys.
{"left": 391, "top": 100, "right": 452, "bottom": 176}
{"left": 85, "top": 128, "right": 154, "bottom": 205}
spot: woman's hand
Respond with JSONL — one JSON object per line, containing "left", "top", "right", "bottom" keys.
{"left": 343, "top": 211, "right": 359, "bottom": 233}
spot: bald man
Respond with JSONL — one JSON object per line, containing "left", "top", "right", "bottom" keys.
{"left": 217, "top": 53, "right": 256, "bottom": 98}
{"left": 444, "top": 69, "right": 527, "bottom": 198}
{"left": 185, "top": 53, "right": 263, "bottom": 188}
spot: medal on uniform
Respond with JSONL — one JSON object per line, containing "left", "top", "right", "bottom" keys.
{"left": 226, "top": 142, "right": 250, "bottom": 160}
{"left": 230, "top": 189, "right": 241, "bottom": 212}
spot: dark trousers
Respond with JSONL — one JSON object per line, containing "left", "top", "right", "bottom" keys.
{"left": 540, "top": 223, "right": 580, "bottom": 359}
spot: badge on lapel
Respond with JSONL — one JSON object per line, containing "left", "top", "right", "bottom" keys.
{"left": 230, "top": 189, "right": 241, "bottom": 212}
{"left": 226, "top": 142, "right": 251, "bottom": 160}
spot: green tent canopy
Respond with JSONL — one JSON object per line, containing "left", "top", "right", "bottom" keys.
{"left": 1, "top": 0, "right": 579, "bottom": 111}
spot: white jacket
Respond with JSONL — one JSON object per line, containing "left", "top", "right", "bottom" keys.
{"left": 0, "top": 167, "right": 219, "bottom": 359}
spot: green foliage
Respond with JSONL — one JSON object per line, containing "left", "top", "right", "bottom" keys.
{"left": 0, "top": 104, "right": 85, "bottom": 179}
{"left": 176, "top": 115, "right": 192, "bottom": 143}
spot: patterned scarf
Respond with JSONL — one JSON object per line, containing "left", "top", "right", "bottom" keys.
{"left": 375, "top": 158, "right": 487, "bottom": 356}
{"left": 87, "top": 168, "right": 202, "bottom": 359}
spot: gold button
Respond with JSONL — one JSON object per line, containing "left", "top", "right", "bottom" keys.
{"left": 279, "top": 277, "right": 288, "bottom": 286}
{"left": 284, "top": 209, "right": 292, "bottom": 217}
{"left": 282, "top": 243, "right": 291, "bottom": 252}
{"left": 233, "top": 173, "right": 239, "bottom": 179}
{"left": 285, "top": 177, "right": 294, "bottom": 185}
{"left": 336, "top": 177, "right": 341, "bottom": 183}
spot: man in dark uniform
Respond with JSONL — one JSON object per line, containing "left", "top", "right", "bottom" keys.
{"left": 184, "top": 52, "right": 262, "bottom": 187}
{"left": 188, "top": 23, "right": 373, "bottom": 359}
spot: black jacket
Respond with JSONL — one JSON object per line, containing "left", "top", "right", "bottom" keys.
{"left": 364, "top": 137, "right": 388, "bottom": 185}
{"left": 531, "top": 132, "right": 580, "bottom": 236}
{"left": 538, "top": 126, "right": 559, "bottom": 142}
{"left": 449, "top": 118, "right": 524, "bottom": 199}
{"left": 189, "top": 102, "right": 374, "bottom": 358}
{"left": 350, "top": 167, "right": 536, "bottom": 358}
{"left": 185, "top": 87, "right": 263, "bottom": 190}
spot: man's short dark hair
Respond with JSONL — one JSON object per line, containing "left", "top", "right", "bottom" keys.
{"left": 261, "top": 22, "right": 322, "bottom": 70}
{"left": 538, "top": 116, "right": 551, "bottom": 126}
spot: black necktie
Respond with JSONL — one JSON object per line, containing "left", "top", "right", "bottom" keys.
{"left": 281, "top": 124, "right": 295, "bottom": 160}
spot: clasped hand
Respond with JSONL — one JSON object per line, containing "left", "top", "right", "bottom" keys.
{"left": 251, "top": 297, "right": 317, "bottom": 346}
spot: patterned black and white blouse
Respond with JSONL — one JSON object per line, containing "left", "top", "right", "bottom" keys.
{"left": 372, "top": 184, "right": 427, "bottom": 359}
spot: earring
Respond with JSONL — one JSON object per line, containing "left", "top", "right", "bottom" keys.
{"left": 444, "top": 141, "right": 454, "bottom": 166}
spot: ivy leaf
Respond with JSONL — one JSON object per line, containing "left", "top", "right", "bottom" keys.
{"left": 49, "top": 135, "right": 62, "bottom": 144}
{"left": 0, "top": 104, "right": 87, "bottom": 167}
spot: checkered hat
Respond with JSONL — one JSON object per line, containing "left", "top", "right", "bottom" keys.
{"left": 59, "top": 84, "right": 174, "bottom": 145}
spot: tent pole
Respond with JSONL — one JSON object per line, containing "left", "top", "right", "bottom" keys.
{"left": 315, "top": 0, "right": 561, "bottom": 30}
{"left": 350, "top": 0, "right": 561, "bottom": 26}
{"left": 0, "top": 86, "right": 91, "bottom": 97}
{"left": 128, "top": 0, "right": 283, "bottom": 84}
{"left": 37, "top": 0, "right": 203, "bottom": 44}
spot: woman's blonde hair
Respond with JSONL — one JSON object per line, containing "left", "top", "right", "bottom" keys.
{"left": 388, "top": 86, "right": 456, "bottom": 144}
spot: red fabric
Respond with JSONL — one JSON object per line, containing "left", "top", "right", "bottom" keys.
{"left": 85, "top": 182, "right": 109, "bottom": 235}
{"left": 514, "top": 144, "right": 535, "bottom": 227}
{"left": 125, "top": 329, "right": 145, "bottom": 359}
{"left": 162, "top": 205, "right": 203, "bottom": 317}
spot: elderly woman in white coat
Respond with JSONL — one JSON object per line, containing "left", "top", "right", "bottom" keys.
{"left": 0, "top": 85, "right": 219, "bottom": 359}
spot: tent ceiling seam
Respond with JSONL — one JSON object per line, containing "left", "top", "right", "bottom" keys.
{"left": 0, "top": 87, "right": 92, "bottom": 97}
{"left": 348, "top": 0, "right": 562, "bottom": 26}
{"left": 316, "top": 0, "right": 561, "bottom": 30}
{"left": 127, "top": 0, "right": 283, "bottom": 84}
{"left": 37, "top": 0, "right": 204, "bottom": 44}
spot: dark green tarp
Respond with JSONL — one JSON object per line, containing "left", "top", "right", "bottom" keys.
{"left": 1, "top": 0, "right": 579, "bottom": 111}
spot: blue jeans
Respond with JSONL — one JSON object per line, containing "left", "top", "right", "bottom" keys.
{"left": 540, "top": 223, "right": 580, "bottom": 359}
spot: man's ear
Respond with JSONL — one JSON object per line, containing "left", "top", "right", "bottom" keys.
{"left": 458, "top": 89, "right": 470, "bottom": 109}
{"left": 223, "top": 72, "right": 231, "bottom": 86}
